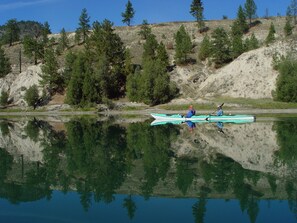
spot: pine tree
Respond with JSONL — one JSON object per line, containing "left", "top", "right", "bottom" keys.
{"left": 198, "top": 34, "right": 211, "bottom": 61}
{"left": 58, "top": 28, "right": 69, "bottom": 51}
{"left": 244, "top": 0, "right": 257, "bottom": 25}
{"left": 41, "top": 47, "right": 63, "bottom": 92}
{"left": 265, "top": 22, "right": 276, "bottom": 45}
{"left": 42, "top": 21, "right": 51, "bottom": 45}
{"left": 122, "top": 0, "right": 135, "bottom": 26}
{"left": 138, "top": 20, "right": 152, "bottom": 40}
{"left": 89, "top": 19, "right": 126, "bottom": 98}
{"left": 157, "top": 42, "right": 169, "bottom": 68}
{"left": 190, "top": 0, "right": 204, "bottom": 28}
{"left": 231, "top": 35, "right": 245, "bottom": 59}
{"left": 76, "top": 8, "right": 91, "bottom": 43}
{"left": 4, "top": 19, "right": 20, "bottom": 46}
{"left": 126, "top": 67, "right": 141, "bottom": 102}
{"left": 246, "top": 33, "right": 259, "bottom": 50}
{"left": 174, "top": 25, "right": 192, "bottom": 64}
{"left": 66, "top": 53, "right": 85, "bottom": 105}
{"left": 142, "top": 33, "right": 159, "bottom": 61}
{"left": 284, "top": 7, "right": 293, "bottom": 37}
{"left": 231, "top": 6, "right": 249, "bottom": 36}
{"left": 0, "top": 46, "right": 11, "bottom": 77}
{"left": 23, "top": 35, "right": 44, "bottom": 65}
{"left": 211, "top": 27, "right": 231, "bottom": 67}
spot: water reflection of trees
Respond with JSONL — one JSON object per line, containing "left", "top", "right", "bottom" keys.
{"left": 0, "top": 118, "right": 296, "bottom": 221}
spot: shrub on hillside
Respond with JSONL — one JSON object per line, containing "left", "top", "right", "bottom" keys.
{"left": 24, "top": 85, "right": 39, "bottom": 107}
{"left": 0, "top": 90, "right": 9, "bottom": 106}
{"left": 275, "top": 58, "right": 297, "bottom": 102}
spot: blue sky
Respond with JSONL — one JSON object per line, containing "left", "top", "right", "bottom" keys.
{"left": 0, "top": 0, "right": 292, "bottom": 33}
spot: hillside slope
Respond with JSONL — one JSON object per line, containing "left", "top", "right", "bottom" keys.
{"left": 1, "top": 17, "right": 293, "bottom": 106}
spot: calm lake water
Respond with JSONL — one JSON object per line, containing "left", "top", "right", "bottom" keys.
{"left": 0, "top": 115, "right": 296, "bottom": 223}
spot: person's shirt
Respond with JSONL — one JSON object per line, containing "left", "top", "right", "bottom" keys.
{"left": 186, "top": 109, "right": 196, "bottom": 118}
{"left": 216, "top": 109, "right": 223, "bottom": 116}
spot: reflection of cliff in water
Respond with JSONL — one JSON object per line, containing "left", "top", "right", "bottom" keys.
{"left": 0, "top": 117, "right": 296, "bottom": 207}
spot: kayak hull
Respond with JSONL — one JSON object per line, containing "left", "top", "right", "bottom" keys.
{"left": 150, "top": 113, "right": 255, "bottom": 124}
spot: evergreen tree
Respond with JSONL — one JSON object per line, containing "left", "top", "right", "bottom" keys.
{"left": 265, "top": 22, "right": 276, "bottom": 45}
{"left": 142, "top": 33, "right": 159, "bottom": 61}
{"left": 126, "top": 67, "right": 141, "bottom": 102}
{"left": 244, "top": 0, "right": 257, "bottom": 25}
{"left": 122, "top": 0, "right": 135, "bottom": 26}
{"left": 76, "top": 8, "right": 91, "bottom": 43}
{"left": 23, "top": 35, "right": 44, "bottom": 65}
{"left": 231, "top": 35, "right": 245, "bottom": 59}
{"left": 157, "top": 42, "right": 169, "bottom": 68}
{"left": 41, "top": 47, "right": 63, "bottom": 93}
{"left": 211, "top": 27, "right": 231, "bottom": 67}
{"left": 138, "top": 20, "right": 152, "bottom": 40}
{"left": 198, "top": 34, "right": 211, "bottom": 61}
{"left": 58, "top": 28, "right": 69, "bottom": 51}
{"left": 24, "top": 85, "right": 39, "bottom": 107}
{"left": 89, "top": 19, "right": 126, "bottom": 98}
{"left": 231, "top": 6, "right": 249, "bottom": 37}
{"left": 66, "top": 52, "right": 85, "bottom": 105}
{"left": 0, "top": 90, "right": 9, "bottom": 106}
{"left": 284, "top": 7, "right": 294, "bottom": 37}
{"left": 41, "top": 21, "right": 51, "bottom": 45}
{"left": 174, "top": 25, "right": 192, "bottom": 64}
{"left": 0, "top": 47, "right": 11, "bottom": 77}
{"left": 245, "top": 33, "right": 259, "bottom": 50}
{"left": 4, "top": 19, "right": 20, "bottom": 46}
{"left": 190, "top": 0, "right": 204, "bottom": 28}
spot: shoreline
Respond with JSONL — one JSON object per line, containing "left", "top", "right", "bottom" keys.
{"left": 0, "top": 108, "right": 297, "bottom": 117}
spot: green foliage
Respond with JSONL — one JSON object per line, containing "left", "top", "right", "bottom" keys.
{"left": 284, "top": 13, "right": 293, "bottom": 37}
{"left": 24, "top": 85, "right": 39, "bottom": 107}
{"left": 138, "top": 20, "right": 152, "bottom": 40}
{"left": 24, "top": 119, "right": 40, "bottom": 142}
{"left": 265, "top": 22, "right": 276, "bottom": 45}
{"left": 127, "top": 36, "right": 177, "bottom": 105}
{"left": 0, "top": 90, "right": 9, "bottom": 106}
{"left": 174, "top": 25, "right": 192, "bottom": 65}
{"left": 275, "top": 121, "right": 297, "bottom": 166}
{"left": 4, "top": 19, "right": 20, "bottom": 46}
{"left": 66, "top": 52, "right": 86, "bottom": 105}
{"left": 231, "top": 6, "right": 249, "bottom": 36}
{"left": 122, "top": 0, "right": 135, "bottom": 26}
{"left": 23, "top": 35, "right": 44, "bottom": 65}
{"left": 58, "top": 28, "right": 69, "bottom": 51}
{"left": 41, "top": 21, "right": 51, "bottom": 45}
{"left": 244, "top": 0, "right": 257, "bottom": 24}
{"left": 41, "top": 47, "right": 63, "bottom": 93}
{"left": 190, "top": 0, "right": 205, "bottom": 28}
{"left": 142, "top": 33, "right": 159, "bottom": 61}
{"left": 211, "top": 27, "right": 231, "bottom": 67}
{"left": 0, "top": 47, "right": 11, "bottom": 77}
{"left": 198, "top": 34, "right": 211, "bottom": 61}
{"left": 231, "top": 35, "right": 245, "bottom": 59}
{"left": 275, "top": 57, "right": 297, "bottom": 102}
{"left": 245, "top": 33, "right": 259, "bottom": 51}
{"left": 76, "top": 8, "right": 90, "bottom": 43}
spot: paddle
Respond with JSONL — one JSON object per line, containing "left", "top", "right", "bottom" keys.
{"left": 205, "top": 103, "right": 224, "bottom": 121}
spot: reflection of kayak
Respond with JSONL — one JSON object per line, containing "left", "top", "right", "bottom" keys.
{"left": 150, "top": 113, "right": 255, "bottom": 125}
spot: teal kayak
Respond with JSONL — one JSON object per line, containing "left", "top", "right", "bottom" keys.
{"left": 150, "top": 113, "right": 256, "bottom": 125}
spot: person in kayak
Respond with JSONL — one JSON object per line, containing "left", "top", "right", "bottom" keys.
{"left": 186, "top": 105, "right": 196, "bottom": 118}
{"left": 216, "top": 105, "right": 223, "bottom": 116}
